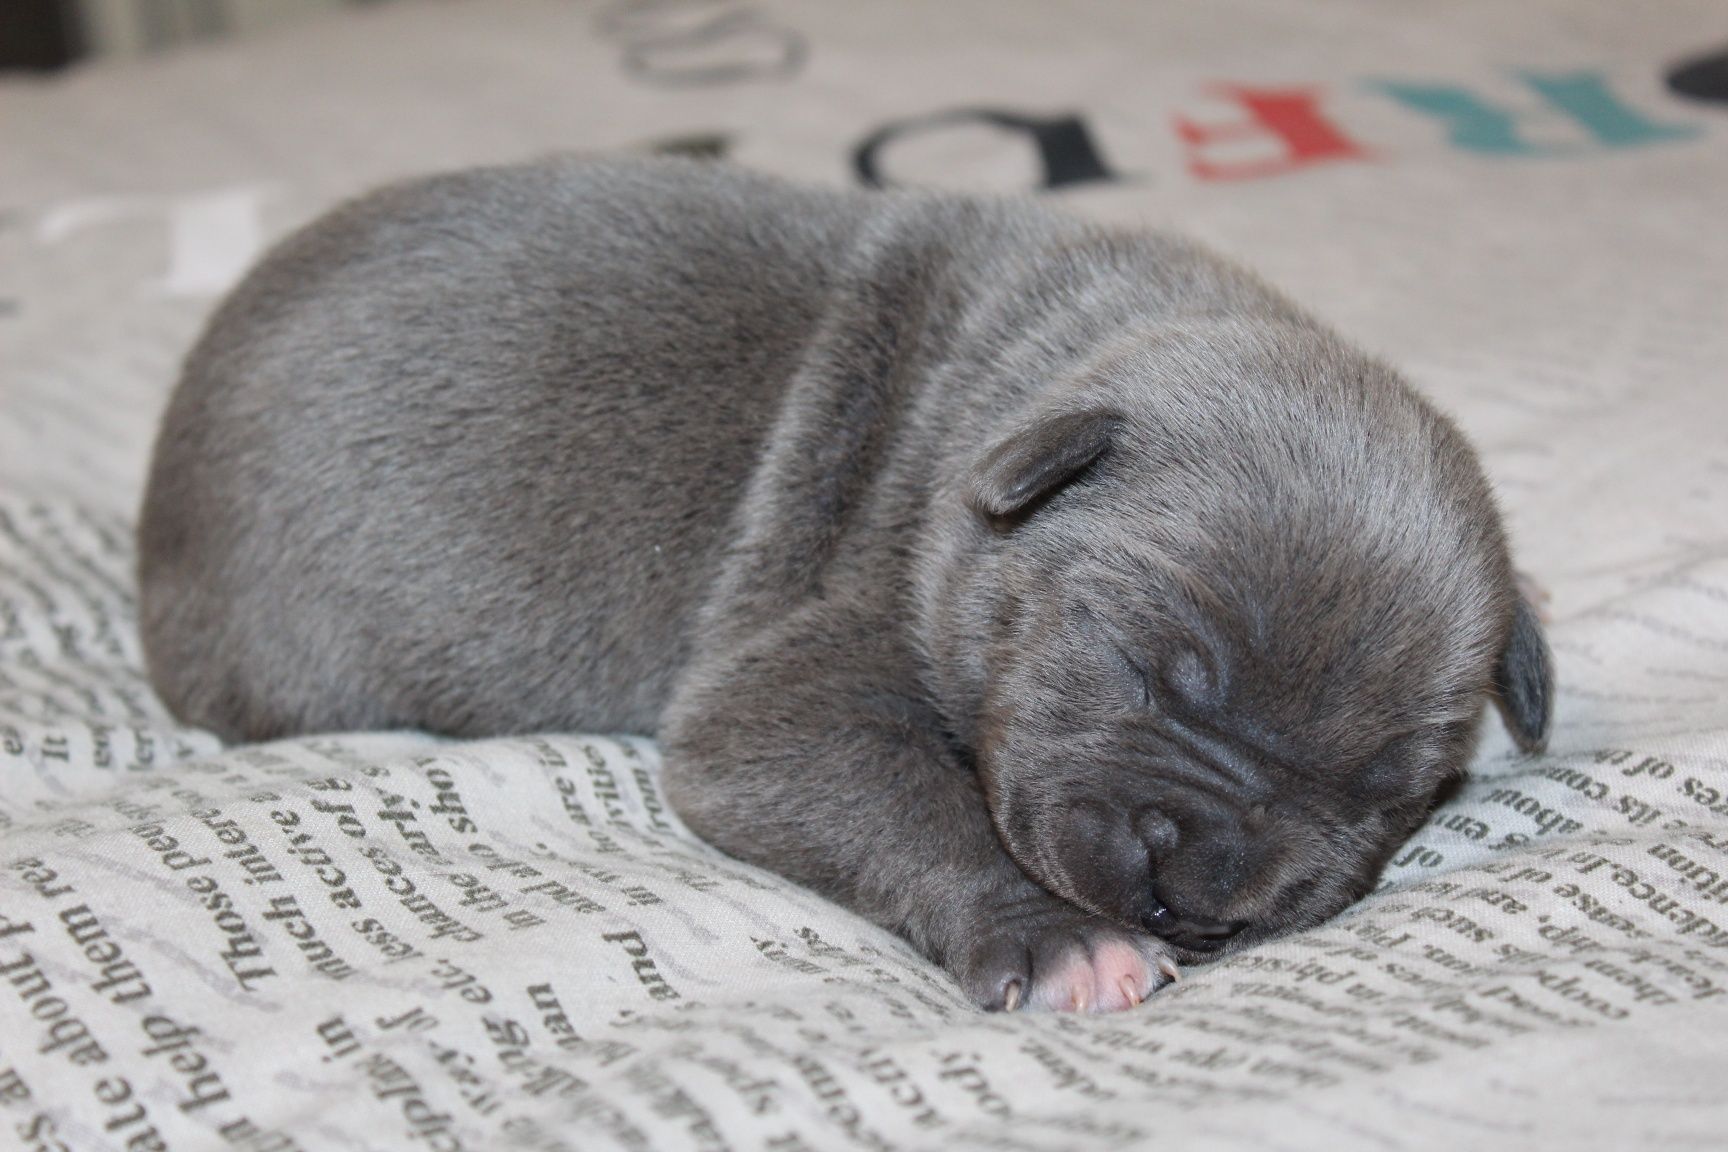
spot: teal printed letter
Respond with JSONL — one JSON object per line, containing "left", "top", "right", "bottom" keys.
{"left": 1377, "top": 71, "right": 1700, "bottom": 155}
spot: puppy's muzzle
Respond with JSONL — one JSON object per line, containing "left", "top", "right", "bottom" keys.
{"left": 1132, "top": 784, "right": 1295, "bottom": 950}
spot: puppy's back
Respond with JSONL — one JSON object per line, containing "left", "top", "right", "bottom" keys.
{"left": 139, "top": 157, "right": 863, "bottom": 740}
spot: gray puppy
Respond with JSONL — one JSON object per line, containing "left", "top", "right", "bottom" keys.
{"left": 138, "top": 156, "right": 1551, "bottom": 1014}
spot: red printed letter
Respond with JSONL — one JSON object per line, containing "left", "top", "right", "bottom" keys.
{"left": 1175, "top": 86, "right": 1369, "bottom": 181}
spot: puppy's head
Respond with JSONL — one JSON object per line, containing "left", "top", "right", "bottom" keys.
{"left": 932, "top": 320, "right": 1551, "bottom": 959}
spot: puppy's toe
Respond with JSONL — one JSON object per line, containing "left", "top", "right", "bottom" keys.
{"left": 1089, "top": 933, "right": 1176, "bottom": 1011}
{"left": 956, "top": 902, "right": 1178, "bottom": 1014}
{"left": 1024, "top": 927, "right": 1174, "bottom": 1012}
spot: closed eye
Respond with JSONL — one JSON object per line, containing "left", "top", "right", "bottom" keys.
{"left": 1106, "top": 641, "right": 1152, "bottom": 709}
{"left": 1073, "top": 601, "right": 1153, "bottom": 709}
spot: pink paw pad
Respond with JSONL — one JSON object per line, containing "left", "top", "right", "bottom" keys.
{"left": 1014, "top": 937, "right": 1179, "bottom": 1014}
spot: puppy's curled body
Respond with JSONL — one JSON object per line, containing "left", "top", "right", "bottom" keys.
{"left": 139, "top": 156, "right": 1551, "bottom": 1013}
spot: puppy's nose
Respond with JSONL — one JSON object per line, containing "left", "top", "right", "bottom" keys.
{"left": 1137, "top": 799, "right": 1271, "bottom": 947}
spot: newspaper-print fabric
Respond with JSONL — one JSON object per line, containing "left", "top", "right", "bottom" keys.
{"left": 2, "top": 1, "right": 1726, "bottom": 1148}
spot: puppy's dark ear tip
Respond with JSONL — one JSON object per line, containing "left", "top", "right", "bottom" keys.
{"left": 1510, "top": 727, "right": 1550, "bottom": 757}
{"left": 1493, "top": 594, "right": 1553, "bottom": 754}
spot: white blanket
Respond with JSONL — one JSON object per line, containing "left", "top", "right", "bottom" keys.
{"left": 3, "top": 2, "right": 1727, "bottom": 1148}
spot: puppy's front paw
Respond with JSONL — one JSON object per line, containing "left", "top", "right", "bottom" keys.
{"left": 952, "top": 897, "right": 1179, "bottom": 1013}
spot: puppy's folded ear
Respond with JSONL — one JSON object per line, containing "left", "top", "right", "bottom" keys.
{"left": 967, "top": 409, "right": 1120, "bottom": 520}
{"left": 1493, "top": 593, "right": 1553, "bottom": 753}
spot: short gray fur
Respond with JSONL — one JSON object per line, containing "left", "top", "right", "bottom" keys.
{"left": 138, "top": 156, "right": 1552, "bottom": 1010}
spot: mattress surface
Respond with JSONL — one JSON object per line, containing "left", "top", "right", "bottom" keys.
{"left": 2, "top": 2, "right": 1726, "bottom": 1148}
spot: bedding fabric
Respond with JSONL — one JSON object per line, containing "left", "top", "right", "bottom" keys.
{"left": 3, "top": 1, "right": 1728, "bottom": 1148}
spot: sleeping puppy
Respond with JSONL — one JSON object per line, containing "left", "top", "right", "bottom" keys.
{"left": 137, "top": 156, "right": 1552, "bottom": 1014}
